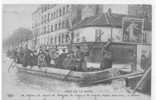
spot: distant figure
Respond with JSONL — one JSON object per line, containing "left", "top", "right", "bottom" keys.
{"left": 141, "top": 54, "right": 147, "bottom": 71}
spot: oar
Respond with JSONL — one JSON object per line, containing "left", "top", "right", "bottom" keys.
{"left": 63, "top": 69, "right": 73, "bottom": 81}
{"left": 8, "top": 60, "right": 16, "bottom": 72}
{"left": 132, "top": 67, "right": 151, "bottom": 94}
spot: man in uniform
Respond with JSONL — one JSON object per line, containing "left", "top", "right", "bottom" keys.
{"left": 100, "top": 39, "right": 112, "bottom": 69}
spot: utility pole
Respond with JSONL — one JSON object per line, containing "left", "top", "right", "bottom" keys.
{"left": 106, "top": 8, "right": 113, "bottom": 41}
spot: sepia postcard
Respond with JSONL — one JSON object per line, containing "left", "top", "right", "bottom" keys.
{"left": 2, "top": 3, "right": 152, "bottom": 100}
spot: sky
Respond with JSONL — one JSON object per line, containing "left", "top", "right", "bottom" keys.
{"left": 2, "top": 4, "right": 128, "bottom": 40}
{"left": 3, "top": 4, "right": 38, "bottom": 40}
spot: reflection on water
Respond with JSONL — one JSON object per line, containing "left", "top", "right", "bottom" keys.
{"left": 16, "top": 71, "right": 76, "bottom": 92}
{"left": 3, "top": 56, "right": 79, "bottom": 94}
{"left": 2, "top": 56, "right": 150, "bottom": 100}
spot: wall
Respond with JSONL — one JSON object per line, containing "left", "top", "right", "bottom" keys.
{"left": 144, "top": 30, "right": 151, "bottom": 44}
{"left": 73, "top": 27, "right": 95, "bottom": 43}
{"left": 73, "top": 27, "right": 123, "bottom": 43}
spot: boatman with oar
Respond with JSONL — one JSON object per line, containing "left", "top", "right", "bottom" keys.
{"left": 8, "top": 48, "right": 18, "bottom": 72}
{"left": 100, "top": 39, "right": 112, "bottom": 70}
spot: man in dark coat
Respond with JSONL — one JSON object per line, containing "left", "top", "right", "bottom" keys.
{"left": 141, "top": 54, "right": 147, "bottom": 71}
{"left": 23, "top": 45, "right": 33, "bottom": 67}
{"left": 100, "top": 39, "right": 112, "bottom": 69}
{"left": 17, "top": 47, "right": 25, "bottom": 64}
{"left": 11, "top": 48, "right": 18, "bottom": 62}
{"left": 100, "top": 50, "right": 112, "bottom": 69}
{"left": 45, "top": 49, "right": 51, "bottom": 66}
{"left": 38, "top": 49, "right": 47, "bottom": 68}
{"left": 57, "top": 49, "right": 67, "bottom": 67}
{"left": 75, "top": 46, "right": 86, "bottom": 71}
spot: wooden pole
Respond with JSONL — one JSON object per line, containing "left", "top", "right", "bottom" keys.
{"left": 132, "top": 67, "right": 151, "bottom": 94}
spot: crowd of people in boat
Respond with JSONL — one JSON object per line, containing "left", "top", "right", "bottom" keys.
{"left": 6, "top": 41, "right": 113, "bottom": 72}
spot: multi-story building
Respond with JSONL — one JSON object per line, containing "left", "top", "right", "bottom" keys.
{"left": 32, "top": 5, "right": 151, "bottom": 70}
{"left": 32, "top": 4, "right": 103, "bottom": 49}
{"left": 71, "top": 9, "right": 151, "bottom": 70}
{"left": 128, "top": 5, "right": 152, "bottom": 21}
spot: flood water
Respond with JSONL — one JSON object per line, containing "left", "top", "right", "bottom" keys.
{"left": 2, "top": 55, "right": 150, "bottom": 100}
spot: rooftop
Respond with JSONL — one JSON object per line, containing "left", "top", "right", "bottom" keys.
{"left": 72, "top": 13, "right": 151, "bottom": 31}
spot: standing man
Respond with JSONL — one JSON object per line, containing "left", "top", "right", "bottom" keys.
{"left": 100, "top": 39, "right": 112, "bottom": 69}
{"left": 23, "top": 45, "right": 33, "bottom": 67}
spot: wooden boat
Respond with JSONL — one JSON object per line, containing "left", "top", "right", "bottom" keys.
{"left": 16, "top": 64, "right": 113, "bottom": 83}
{"left": 15, "top": 63, "right": 144, "bottom": 85}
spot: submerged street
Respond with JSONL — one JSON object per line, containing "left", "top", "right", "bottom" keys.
{"left": 2, "top": 55, "right": 150, "bottom": 100}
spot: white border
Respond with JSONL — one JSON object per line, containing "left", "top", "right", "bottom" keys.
{"left": 0, "top": 1, "right": 155, "bottom": 100}
{"left": 1, "top": 0, "right": 153, "bottom": 4}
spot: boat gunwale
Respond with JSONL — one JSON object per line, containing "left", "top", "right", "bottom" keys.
{"left": 15, "top": 63, "right": 113, "bottom": 74}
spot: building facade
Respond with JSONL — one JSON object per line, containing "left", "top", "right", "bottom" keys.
{"left": 32, "top": 5, "right": 152, "bottom": 71}
{"left": 128, "top": 5, "right": 152, "bottom": 22}
{"left": 72, "top": 11, "right": 151, "bottom": 71}
{"left": 32, "top": 4, "right": 103, "bottom": 49}
{"left": 32, "top": 5, "right": 73, "bottom": 48}
{"left": 72, "top": 13, "right": 151, "bottom": 44}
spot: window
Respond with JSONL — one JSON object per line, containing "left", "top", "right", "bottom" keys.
{"left": 59, "top": 22, "right": 61, "bottom": 29}
{"left": 62, "top": 21, "right": 65, "bottom": 28}
{"left": 95, "top": 29, "right": 103, "bottom": 42}
{"left": 54, "top": 12, "right": 56, "bottom": 18}
{"left": 48, "top": 25, "right": 50, "bottom": 33}
{"left": 66, "top": 32, "right": 70, "bottom": 43}
{"left": 45, "top": 15, "right": 47, "bottom": 23}
{"left": 143, "top": 32, "right": 147, "bottom": 43}
{"left": 67, "top": 5, "right": 70, "bottom": 12}
{"left": 59, "top": 8, "right": 62, "bottom": 16}
{"left": 51, "top": 25, "right": 53, "bottom": 32}
{"left": 44, "top": 26, "right": 46, "bottom": 34}
{"left": 59, "top": 34, "right": 61, "bottom": 44}
{"left": 48, "top": 13, "right": 50, "bottom": 22}
{"left": 51, "top": 13, "right": 53, "bottom": 20}
{"left": 66, "top": 19, "right": 69, "bottom": 28}
{"left": 55, "top": 23, "right": 57, "bottom": 30}
{"left": 63, "top": 7, "right": 65, "bottom": 15}
{"left": 62, "top": 33, "right": 64, "bottom": 43}
{"left": 56, "top": 10, "right": 58, "bottom": 17}
{"left": 55, "top": 36, "right": 57, "bottom": 44}
{"left": 51, "top": 37, "right": 53, "bottom": 44}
